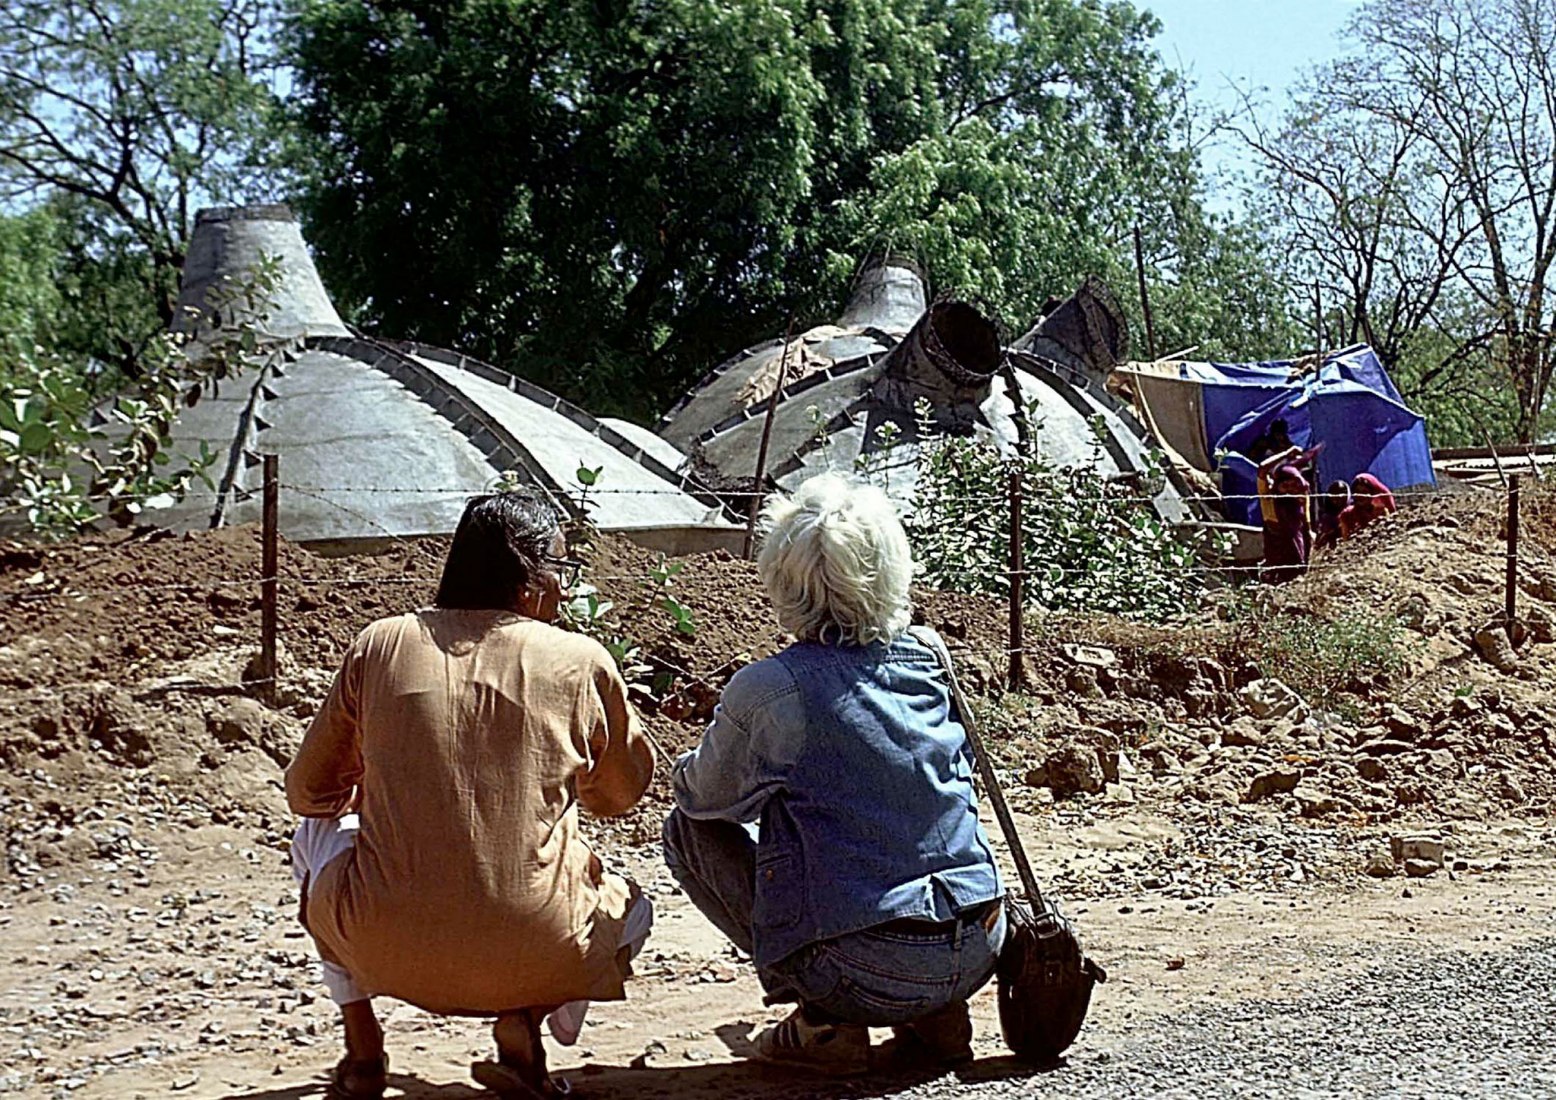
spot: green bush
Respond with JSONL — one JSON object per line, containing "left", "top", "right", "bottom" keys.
{"left": 874, "top": 400, "right": 1219, "bottom": 622}
{"left": 0, "top": 258, "right": 286, "bottom": 536}
{"left": 1234, "top": 600, "right": 1411, "bottom": 710}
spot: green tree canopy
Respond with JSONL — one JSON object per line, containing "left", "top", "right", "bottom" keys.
{"left": 287, "top": 0, "right": 1294, "bottom": 418}
{"left": 0, "top": 205, "right": 64, "bottom": 362}
{"left": 0, "top": 196, "right": 168, "bottom": 391}
{"left": 1241, "top": 0, "right": 1556, "bottom": 445}
{"left": 0, "top": 0, "right": 284, "bottom": 373}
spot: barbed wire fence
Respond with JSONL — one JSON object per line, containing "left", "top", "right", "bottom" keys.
{"left": 1, "top": 458, "right": 1531, "bottom": 705}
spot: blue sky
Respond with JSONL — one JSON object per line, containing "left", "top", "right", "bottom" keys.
{"left": 1140, "top": 0, "right": 1365, "bottom": 202}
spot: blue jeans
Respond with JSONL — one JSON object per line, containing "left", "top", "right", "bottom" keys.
{"left": 662, "top": 809, "right": 1005, "bottom": 1027}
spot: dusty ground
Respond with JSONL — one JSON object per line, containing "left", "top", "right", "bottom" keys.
{"left": 4, "top": 802, "right": 1553, "bottom": 1099}
{"left": 4, "top": 484, "right": 1556, "bottom": 1097}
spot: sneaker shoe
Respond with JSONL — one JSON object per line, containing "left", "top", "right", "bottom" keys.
{"left": 886, "top": 999, "right": 973, "bottom": 1067}
{"left": 754, "top": 1007, "right": 870, "bottom": 1076}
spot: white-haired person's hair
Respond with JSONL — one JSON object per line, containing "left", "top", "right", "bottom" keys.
{"left": 756, "top": 473, "right": 913, "bottom": 646}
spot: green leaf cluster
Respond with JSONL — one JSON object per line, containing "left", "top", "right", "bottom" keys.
{"left": 1229, "top": 595, "right": 1411, "bottom": 720}
{"left": 285, "top": 0, "right": 1294, "bottom": 418}
{"left": 894, "top": 400, "right": 1217, "bottom": 622}
{"left": 0, "top": 259, "right": 289, "bottom": 535}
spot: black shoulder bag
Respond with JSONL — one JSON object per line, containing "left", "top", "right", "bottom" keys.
{"left": 912, "top": 627, "right": 1107, "bottom": 1063}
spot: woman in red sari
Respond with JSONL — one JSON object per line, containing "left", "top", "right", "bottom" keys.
{"left": 1257, "top": 450, "right": 1311, "bottom": 584}
{"left": 1339, "top": 473, "right": 1397, "bottom": 538}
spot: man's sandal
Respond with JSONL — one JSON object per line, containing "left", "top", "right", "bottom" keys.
{"left": 473, "top": 1010, "right": 564, "bottom": 1100}
{"left": 327, "top": 1053, "right": 387, "bottom": 1100}
{"left": 470, "top": 1058, "right": 565, "bottom": 1099}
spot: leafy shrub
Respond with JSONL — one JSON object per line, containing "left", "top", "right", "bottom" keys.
{"left": 880, "top": 400, "right": 1219, "bottom": 622}
{"left": 554, "top": 465, "right": 697, "bottom": 678}
{"left": 0, "top": 258, "right": 287, "bottom": 536}
{"left": 1233, "top": 597, "right": 1411, "bottom": 709}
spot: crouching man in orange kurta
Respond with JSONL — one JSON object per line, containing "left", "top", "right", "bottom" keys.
{"left": 284, "top": 491, "right": 654, "bottom": 1100}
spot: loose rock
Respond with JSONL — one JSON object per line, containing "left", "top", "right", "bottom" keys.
{"left": 1363, "top": 853, "right": 1396, "bottom": 878}
{"left": 1474, "top": 623, "right": 1519, "bottom": 672}
{"left": 1240, "top": 679, "right": 1308, "bottom": 722}
{"left": 1390, "top": 835, "right": 1446, "bottom": 867}
{"left": 1245, "top": 768, "right": 1302, "bottom": 803}
{"left": 1044, "top": 741, "right": 1105, "bottom": 798}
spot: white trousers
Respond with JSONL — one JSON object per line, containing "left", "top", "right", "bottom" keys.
{"left": 290, "top": 816, "right": 652, "bottom": 1045}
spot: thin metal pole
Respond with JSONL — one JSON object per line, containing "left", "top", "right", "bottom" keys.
{"left": 260, "top": 454, "right": 279, "bottom": 705}
{"left": 1485, "top": 431, "right": 1509, "bottom": 489}
{"left": 744, "top": 315, "right": 796, "bottom": 560}
{"left": 1133, "top": 225, "right": 1157, "bottom": 362}
{"left": 1506, "top": 473, "right": 1521, "bottom": 631}
{"left": 1313, "top": 281, "right": 1324, "bottom": 368}
{"left": 1008, "top": 466, "right": 1025, "bottom": 689}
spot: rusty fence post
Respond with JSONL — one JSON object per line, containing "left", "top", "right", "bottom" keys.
{"left": 1506, "top": 473, "right": 1521, "bottom": 632}
{"left": 1008, "top": 465, "right": 1025, "bottom": 690}
{"left": 259, "top": 454, "right": 279, "bottom": 704}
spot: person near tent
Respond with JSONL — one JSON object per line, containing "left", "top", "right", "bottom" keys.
{"left": 1314, "top": 480, "right": 1352, "bottom": 552}
{"left": 1340, "top": 473, "right": 1398, "bottom": 538}
{"left": 1257, "top": 446, "right": 1311, "bottom": 583}
{"left": 285, "top": 491, "right": 654, "bottom": 1100}
{"left": 663, "top": 473, "right": 1005, "bottom": 1076}
{"left": 1248, "top": 418, "right": 1295, "bottom": 463}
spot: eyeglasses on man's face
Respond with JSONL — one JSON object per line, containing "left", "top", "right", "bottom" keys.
{"left": 543, "top": 556, "right": 584, "bottom": 589}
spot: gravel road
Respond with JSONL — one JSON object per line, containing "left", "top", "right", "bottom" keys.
{"left": 975, "top": 938, "right": 1556, "bottom": 1099}
{"left": 572, "top": 936, "right": 1556, "bottom": 1100}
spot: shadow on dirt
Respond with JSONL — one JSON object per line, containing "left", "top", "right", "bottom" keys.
{"left": 215, "top": 1054, "right": 1051, "bottom": 1099}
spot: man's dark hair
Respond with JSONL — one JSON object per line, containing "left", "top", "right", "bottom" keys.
{"left": 434, "top": 490, "right": 562, "bottom": 610}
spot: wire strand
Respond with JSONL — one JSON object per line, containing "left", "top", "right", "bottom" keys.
{"left": 0, "top": 482, "right": 1473, "bottom": 512}
{"left": 9, "top": 551, "right": 1547, "bottom": 606}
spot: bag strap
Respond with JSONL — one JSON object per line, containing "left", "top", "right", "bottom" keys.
{"left": 910, "top": 626, "right": 1045, "bottom": 907}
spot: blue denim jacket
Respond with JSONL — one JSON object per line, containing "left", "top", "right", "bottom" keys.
{"left": 671, "top": 629, "right": 1002, "bottom": 968}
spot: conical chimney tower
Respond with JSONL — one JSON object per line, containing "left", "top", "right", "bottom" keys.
{"left": 836, "top": 255, "right": 927, "bottom": 333}
{"left": 173, "top": 204, "right": 348, "bottom": 340}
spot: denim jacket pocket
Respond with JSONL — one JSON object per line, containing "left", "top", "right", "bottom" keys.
{"left": 753, "top": 850, "right": 804, "bottom": 931}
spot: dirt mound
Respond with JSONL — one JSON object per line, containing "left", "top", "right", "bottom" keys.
{"left": 0, "top": 525, "right": 449, "bottom": 686}
{"left": 6, "top": 483, "right": 1556, "bottom": 862}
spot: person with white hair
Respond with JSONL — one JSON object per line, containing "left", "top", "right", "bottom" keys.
{"left": 663, "top": 473, "right": 1005, "bottom": 1076}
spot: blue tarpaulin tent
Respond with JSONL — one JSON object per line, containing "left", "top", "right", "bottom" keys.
{"left": 1131, "top": 345, "right": 1435, "bottom": 526}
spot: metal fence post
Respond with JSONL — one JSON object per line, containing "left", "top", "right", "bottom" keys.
{"left": 1506, "top": 473, "right": 1521, "bottom": 633}
{"left": 260, "top": 454, "right": 279, "bottom": 704}
{"left": 1008, "top": 466, "right": 1025, "bottom": 689}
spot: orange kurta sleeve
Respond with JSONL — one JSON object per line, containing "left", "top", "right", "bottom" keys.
{"left": 285, "top": 636, "right": 365, "bottom": 818}
{"left": 576, "top": 657, "right": 654, "bottom": 818}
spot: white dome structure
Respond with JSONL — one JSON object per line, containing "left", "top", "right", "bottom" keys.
{"left": 658, "top": 259, "right": 1190, "bottom": 523}
{"left": 143, "top": 205, "right": 740, "bottom": 553}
